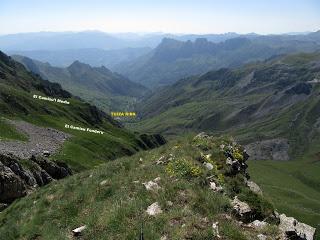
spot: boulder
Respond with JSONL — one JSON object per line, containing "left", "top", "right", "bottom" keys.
{"left": 246, "top": 180, "right": 262, "bottom": 195}
{"left": 146, "top": 202, "right": 162, "bottom": 216}
{"left": 143, "top": 180, "right": 161, "bottom": 191}
{"left": 212, "top": 222, "right": 221, "bottom": 238}
{"left": 231, "top": 196, "right": 252, "bottom": 222}
{"left": 143, "top": 177, "right": 161, "bottom": 191}
{"left": 279, "top": 214, "right": 316, "bottom": 240}
{"left": 43, "top": 150, "right": 50, "bottom": 157}
{"left": 257, "top": 234, "right": 267, "bottom": 240}
{"left": 72, "top": 225, "right": 87, "bottom": 236}
{"left": 204, "top": 162, "right": 214, "bottom": 170}
{"left": 209, "top": 181, "right": 223, "bottom": 192}
{"left": 249, "top": 220, "right": 268, "bottom": 229}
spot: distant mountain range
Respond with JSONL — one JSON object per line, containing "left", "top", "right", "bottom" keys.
{"left": 0, "top": 31, "right": 255, "bottom": 51}
{"left": 12, "top": 55, "right": 148, "bottom": 112}
{"left": 115, "top": 31, "right": 320, "bottom": 88}
{"left": 133, "top": 51, "right": 320, "bottom": 159}
{"left": 3, "top": 30, "right": 320, "bottom": 89}
{"left": 8, "top": 48, "right": 152, "bottom": 68}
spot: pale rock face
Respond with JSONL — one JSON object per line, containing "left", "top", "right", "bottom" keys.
{"left": 209, "top": 181, "right": 223, "bottom": 192}
{"left": 212, "top": 222, "right": 221, "bottom": 238}
{"left": 231, "top": 196, "right": 252, "bottom": 221}
{"left": 204, "top": 162, "right": 214, "bottom": 170}
{"left": 279, "top": 214, "right": 316, "bottom": 240}
{"left": 99, "top": 180, "right": 108, "bottom": 186}
{"left": 257, "top": 234, "right": 267, "bottom": 240}
{"left": 154, "top": 177, "right": 161, "bottom": 182}
{"left": 72, "top": 225, "right": 87, "bottom": 236}
{"left": 143, "top": 177, "right": 161, "bottom": 191}
{"left": 146, "top": 202, "right": 163, "bottom": 216}
{"left": 246, "top": 180, "right": 262, "bottom": 195}
{"left": 249, "top": 220, "right": 268, "bottom": 229}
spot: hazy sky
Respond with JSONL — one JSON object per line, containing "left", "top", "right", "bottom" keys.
{"left": 1, "top": 0, "right": 319, "bottom": 35}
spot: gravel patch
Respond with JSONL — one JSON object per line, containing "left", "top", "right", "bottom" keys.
{"left": 0, "top": 120, "right": 71, "bottom": 159}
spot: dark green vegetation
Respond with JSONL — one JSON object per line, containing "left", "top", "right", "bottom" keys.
{"left": 115, "top": 31, "right": 320, "bottom": 88}
{"left": 12, "top": 55, "right": 148, "bottom": 112}
{"left": 0, "top": 51, "right": 164, "bottom": 171}
{"left": 131, "top": 52, "right": 320, "bottom": 230}
{"left": 0, "top": 135, "right": 279, "bottom": 240}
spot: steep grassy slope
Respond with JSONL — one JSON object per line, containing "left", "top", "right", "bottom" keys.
{"left": 0, "top": 51, "right": 164, "bottom": 171}
{"left": 0, "top": 135, "right": 285, "bottom": 240}
{"left": 130, "top": 52, "right": 320, "bottom": 230}
{"left": 115, "top": 32, "right": 320, "bottom": 88}
{"left": 12, "top": 55, "right": 148, "bottom": 112}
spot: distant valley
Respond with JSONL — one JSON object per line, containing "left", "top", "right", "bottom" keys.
{"left": 12, "top": 55, "right": 148, "bottom": 112}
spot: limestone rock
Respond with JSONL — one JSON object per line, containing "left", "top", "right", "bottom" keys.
{"left": 143, "top": 177, "right": 161, "bottom": 191}
{"left": 204, "top": 162, "right": 214, "bottom": 170}
{"left": 257, "top": 234, "right": 267, "bottom": 240}
{"left": 99, "top": 180, "right": 108, "bottom": 186}
{"left": 72, "top": 225, "right": 87, "bottom": 236}
{"left": 146, "top": 202, "right": 162, "bottom": 216}
{"left": 212, "top": 222, "right": 221, "bottom": 238}
{"left": 209, "top": 181, "right": 223, "bottom": 192}
{"left": 249, "top": 220, "right": 268, "bottom": 229}
{"left": 279, "top": 214, "right": 316, "bottom": 240}
{"left": 231, "top": 196, "right": 252, "bottom": 222}
{"left": 246, "top": 180, "right": 262, "bottom": 195}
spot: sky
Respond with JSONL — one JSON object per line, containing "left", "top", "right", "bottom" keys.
{"left": 0, "top": 0, "right": 319, "bottom": 35}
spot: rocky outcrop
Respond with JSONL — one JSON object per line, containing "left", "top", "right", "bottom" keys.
{"left": 245, "top": 138, "right": 289, "bottom": 161}
{"left": 146, "top": 202, "right": 163, "bottom": 216}
{"left": 0, "top": 153, "right": 72, "bottom": 205}
{"left": 231, "top": 196, "right": 252, "bottom": 222}
{"left": 246, "top": 180, "right": 262, "bottom": 195}
{"left": 279, "top": 214, "right": 316, "bottom": 240}
{"left": 0, "top": 161, "right": 27, "bottom": 203}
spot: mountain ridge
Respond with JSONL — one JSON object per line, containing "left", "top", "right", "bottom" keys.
{"left": 12, "top": 55, "right": 148, "bottom": 112}
{"left": 114, "top": 32, "right": 320, "bottom": 88}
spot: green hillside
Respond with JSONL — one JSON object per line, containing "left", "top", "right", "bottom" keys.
{"left": 0, "top": 51, "right": 164, "bottom": 171}
{"left": 129, "top": 52, "right": 320, "bottom": 230}
{"left": 0, "top": 134, "right": 287, "bottom": 240}
{"left": 12, "top": 55, "right": 148, "bottom": 112}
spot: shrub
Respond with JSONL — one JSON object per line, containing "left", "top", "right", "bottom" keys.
{"left": 166, "top": 158, "right": 203, "bottom": 179}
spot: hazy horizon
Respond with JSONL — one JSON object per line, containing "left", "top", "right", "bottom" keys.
{"left": 1, "top": 0, "right": 319, "bottom": 35}
{"left": 0, "top": 29, "right": 317, "bottom": 37}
